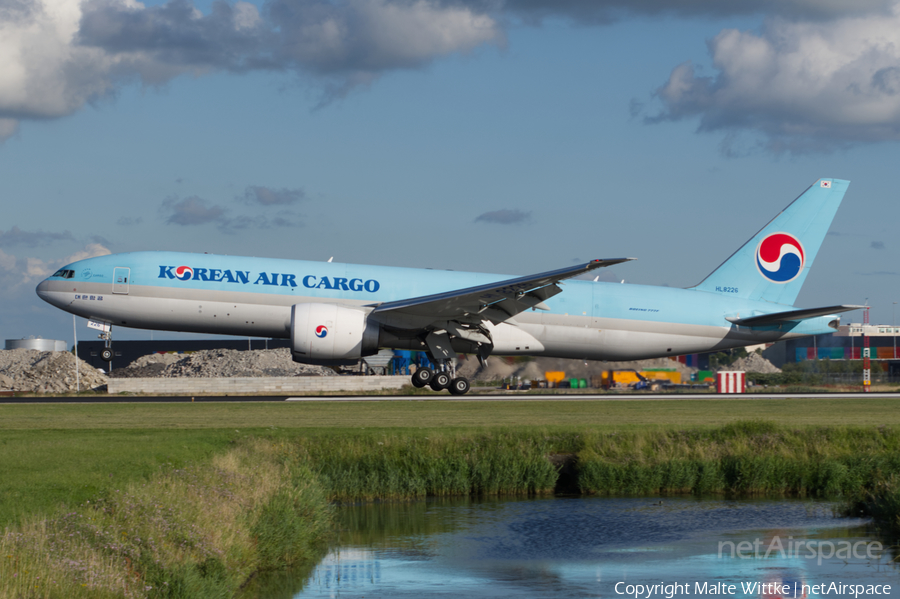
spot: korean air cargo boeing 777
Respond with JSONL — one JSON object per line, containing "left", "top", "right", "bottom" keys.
{"left": 36, "top": 179, "right": 861, "bottom": 394}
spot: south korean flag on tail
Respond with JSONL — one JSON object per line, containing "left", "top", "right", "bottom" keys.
{"left": 820, "top": 180, "right": 832, "bottom": 188}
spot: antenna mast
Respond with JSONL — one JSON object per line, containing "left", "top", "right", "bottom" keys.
{"left": 863, "top": 306, "right": 871, "bottom": 392}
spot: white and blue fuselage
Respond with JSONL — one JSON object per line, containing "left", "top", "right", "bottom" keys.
{"left": 35, "top": 250, "right": 837, "bottom": 361}
{"left": 36, "top": 179, "right": 857, "bottom": 376}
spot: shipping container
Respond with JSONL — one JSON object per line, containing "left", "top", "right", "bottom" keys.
{"left": 601, "top": 370, "right": 644, "bottom": 387}
{"left": 696, "top": 370, "right": 714, "bottom": 383}
{"left": 641, "top": 370, "right": 682, "bottom": 384}
{"left": 544, "top": 371, "right": 566, "bottom": 384}
{"left": 877, "top": 347, "right": 895, "bottom": 359}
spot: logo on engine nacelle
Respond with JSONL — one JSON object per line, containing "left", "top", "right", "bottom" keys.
{"left": 315, "top": 325, "right": 328, "bottom": 338}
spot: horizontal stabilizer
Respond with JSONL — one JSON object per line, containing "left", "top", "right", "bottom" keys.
{"left": 726, "top": 305, "right": 865, "bottom": 327}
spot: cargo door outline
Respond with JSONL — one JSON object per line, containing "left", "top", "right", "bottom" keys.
{"left": 113, "top": 267, "right": 130, "bottom": 294}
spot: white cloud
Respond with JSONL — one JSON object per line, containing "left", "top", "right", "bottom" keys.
{"left": 241, "top": 185, "right": 305, "bottom": 206}
{"left": 0, "top": 225, "right": 75, "bottom": 247}
{"left": 474, "top": 209, "right": 532, "bottom": 225}
{"left": 0, "top": 0, "right": 502, "bottom": 135}
{"left": 0, "top": 248, "right": 16, "bottom": 272}
{"left": 499, "top": 0, "right": 895, "bottom": 22}
{"left": 60, "top": 242, "right": 112, "bottom": 263}
{"left": 23, "top": 257, "right": 51, "bottom": 278}
{"left": 653, "top": 3, "right": 900, "bottom": 151}
{"left": 162, "top": 196, "right": 227, "bottom": 226}
{"left": 0, "top": 118, "right": 17, "bottom": 141}
{"left": 335, "top": 0, "right": 499, "bottom": 70}
{"left": 0, "top": 243, "right": 111, "bottom": 296}
{"left": 232, "top": 1, "right": 259, "bottom": 29}
{"left": 6, "top": 0, "right": 898, "bottom": 151}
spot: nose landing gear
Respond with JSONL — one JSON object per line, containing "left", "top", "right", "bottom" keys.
{"left": 97, "top": 325, "right": 114, "bottom": 363}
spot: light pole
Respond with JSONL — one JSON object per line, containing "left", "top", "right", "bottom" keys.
{"left": 893, "top": 302, "right": 897, "bottom": 359}
{"left": 863, "top": 300, "right": 871, "bottom": 392}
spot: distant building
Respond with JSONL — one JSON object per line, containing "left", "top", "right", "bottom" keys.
{"left": 77, "top": 339, "right": 290, "bottom": 370}
{"left": 5, "top": 338, "right": 67, "bottom": 352}
{"left": 762, "top": 323, "right": 900, "bottom": 376}
{"left": 836, "top": 323, "right": 900, "bottom": 339}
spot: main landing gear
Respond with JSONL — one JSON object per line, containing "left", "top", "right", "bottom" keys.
{"left": 408, "top": 330, "right": 473, "bottom": 395}
{"left": 410, "top": 366, "right": 471, "bottom": 395}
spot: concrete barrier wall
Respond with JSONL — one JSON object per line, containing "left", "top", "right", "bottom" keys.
{"left": 107, "top": 376, "right": 411, "bottom": 395}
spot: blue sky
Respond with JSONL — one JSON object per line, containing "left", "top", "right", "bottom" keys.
{"left": 1, "top": 0, "right": 899, "bottom": 342}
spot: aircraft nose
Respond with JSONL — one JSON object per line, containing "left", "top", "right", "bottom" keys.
{"left": 35, "top": 279, "right": 61, "bottom": 307}
{"left": 36, "top": 279, "right": 50, "bottom": 300}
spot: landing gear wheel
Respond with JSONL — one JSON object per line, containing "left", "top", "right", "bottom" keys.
{"left": 448, "top": 377, "right": 470, "bottom": 396}
{"left": 101, "top": 348, "right": 113, "bottom": 362}
{"left": 412, "top": 367, "right": 433, "bottom": 388}
{"left": 429, "top": 371, "right": 451, "bottom": 391}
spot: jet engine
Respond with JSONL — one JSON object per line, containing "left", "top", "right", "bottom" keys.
{"left": 290, "top": 303, "right": 380, "bottom": 364}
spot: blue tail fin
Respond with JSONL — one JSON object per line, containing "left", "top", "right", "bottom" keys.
{"left": 690, "top": 178, "right": 849, "bottom": 306}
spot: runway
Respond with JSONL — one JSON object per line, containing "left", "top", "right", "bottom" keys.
{"left": 0, "top": 392, "right": 896, "bottom": 403}
{"left": 285, "top": 391, "right": 899, "bottom": 401}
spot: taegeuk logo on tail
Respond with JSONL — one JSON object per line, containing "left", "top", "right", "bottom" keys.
{"left": 756, "top": 232, "right": 805, "bottom": 283}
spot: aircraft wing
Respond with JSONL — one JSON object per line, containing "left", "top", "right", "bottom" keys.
{"left": 370, "top": 258, "right": 634, "bottom": 324}
{"left": 726, "top": 305, "right": 864, "bottom": 327}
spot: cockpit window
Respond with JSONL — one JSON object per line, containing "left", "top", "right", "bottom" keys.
{"left": 51, "top": 269, "right": 75, "bottom": 279}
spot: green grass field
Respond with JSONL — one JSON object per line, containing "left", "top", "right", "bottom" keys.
{"left": 2, "top": 397, "right": 899, "bottom": 524}
{"left": 3, "top": 397, "right": 900, "bottom": 598}
{"left": 3, "top": 396, "right": 900, "bottom": 430}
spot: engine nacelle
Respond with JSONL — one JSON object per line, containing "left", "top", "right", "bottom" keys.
{"left": 291, "top": 303, "right": 380, "bottom": 365}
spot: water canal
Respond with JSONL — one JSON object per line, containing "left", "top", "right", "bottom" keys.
{"left": 246, "top": 497, "right": 898, "bottom": 598}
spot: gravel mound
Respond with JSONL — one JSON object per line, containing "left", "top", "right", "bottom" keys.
{"left": 129, "top": 353, "right": 186, "bottom": 369}
{"left": 111, "top": 352, "right": 192, "bottom": 378}
{"left": 110, "top": 347, "right": 337, "bottom": 378}
{"left": 728, "top": 352, "right": 782, "bottom": 373}
{"left": 0, "top": 349, "right": 108, "bottom": 392}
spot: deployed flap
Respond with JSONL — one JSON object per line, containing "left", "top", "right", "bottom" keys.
{"left": 726, "top": 305, "right": 864, "bottom": 327}
{"left": 371, "top": 258, "right": 633, "bottom": 321}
